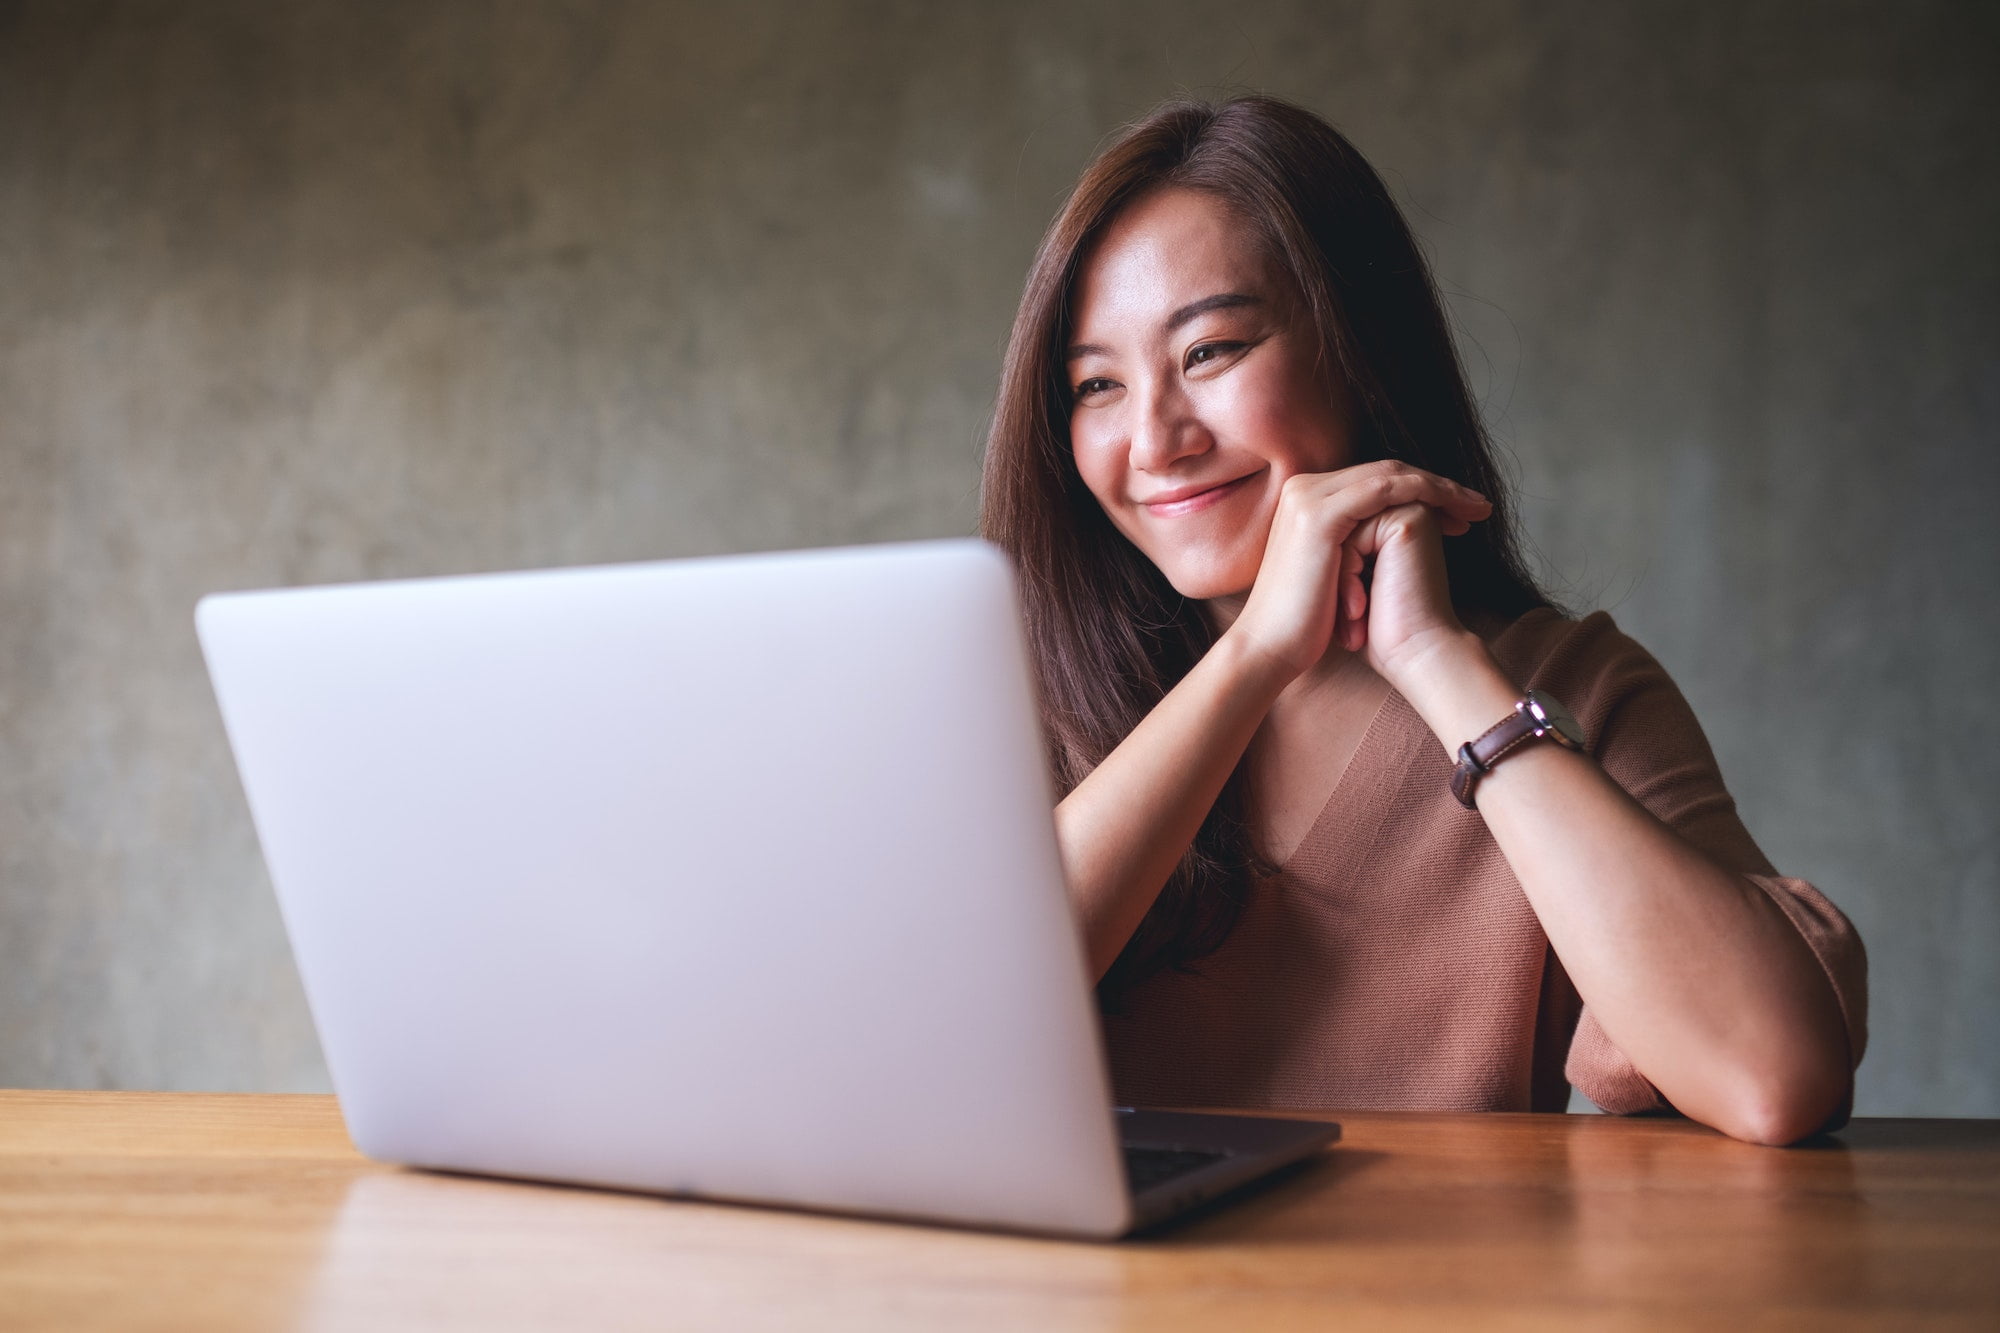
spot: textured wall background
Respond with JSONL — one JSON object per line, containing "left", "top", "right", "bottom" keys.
{"left": 2, "top": 1, "right": 1994, "bottom": 1113}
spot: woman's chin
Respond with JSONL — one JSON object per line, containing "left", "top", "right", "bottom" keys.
{"left": 1155, "top": 556, "right": 1257, "bottom": 602}
{"left": 1132, "top": 518, "right": 1270, "bottom": 603}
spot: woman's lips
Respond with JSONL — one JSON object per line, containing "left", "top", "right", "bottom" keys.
{"left": 1140, "top": 472, "right": 1258, "bottom": 518}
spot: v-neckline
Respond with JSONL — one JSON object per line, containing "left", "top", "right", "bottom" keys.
{"left": 1266, "top": 685, "right": 1416, "bottom": 878}
{"left": 1262, "top": 610, "right": 1552, "bottom": 881}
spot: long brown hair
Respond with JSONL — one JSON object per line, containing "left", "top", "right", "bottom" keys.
{"left": 981, "top": 96, "right": 1547, "bottom": 1003}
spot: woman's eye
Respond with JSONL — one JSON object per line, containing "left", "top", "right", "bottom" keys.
{"left": 1073, "top": 377, "right": 1116, "bottom": 401}
{"left": 1186, "top": 341, "right": 1244, "bottom": 369}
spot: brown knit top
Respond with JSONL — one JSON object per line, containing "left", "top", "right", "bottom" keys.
{"left": 1102, "top": 608, "right": 1869, "bottom": 1119}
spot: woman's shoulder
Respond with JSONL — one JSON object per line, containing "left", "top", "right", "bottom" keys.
{"left": 1483, "top": 606, "right": 1680, "bottom": 741}
{"left": 1486, "top": 604, "right": 1648, "bottom": 681}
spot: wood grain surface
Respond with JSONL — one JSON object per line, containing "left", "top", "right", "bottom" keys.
{"left": 2, "top": 1091, "right": 1995, "bottom": 1330}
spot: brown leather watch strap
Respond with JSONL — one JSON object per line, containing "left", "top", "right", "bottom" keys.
{"left": 1453, "top": 690, "right": 1591, "bottom": 808}
{"left": 1449, "top": 705, "right": 1547, "bottom": 808}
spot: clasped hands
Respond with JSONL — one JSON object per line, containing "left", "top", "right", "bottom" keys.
{"left": 1224, "top": 461, "right": 1496, "bottom": 693}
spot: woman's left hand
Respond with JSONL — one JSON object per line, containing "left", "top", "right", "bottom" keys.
{"left": 1337, "top": 501, "right": 1474, "bottom": 687}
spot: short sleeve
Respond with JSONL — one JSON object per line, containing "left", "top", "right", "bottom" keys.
{"left": 1509, "top": 613, "right": 1870, "bottom": 1123}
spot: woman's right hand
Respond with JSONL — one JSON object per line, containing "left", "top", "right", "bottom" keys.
{"left": 1223, "top": 461, "right": 1492, "bottom": 682}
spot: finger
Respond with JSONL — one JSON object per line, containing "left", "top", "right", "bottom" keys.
{"left": 1342, "top": 543, "right": 1366, "bottom": 625}
{"left": 1283, "top": 471, "right": 1483, "bottom": 553}
{"left": 1328, "top": 547, "right": 1346, "bottom": 645}
{"left": 1332, "top": 557, "right": 1351, "bottom": 650}
{"left": 1345, "top": 509, "right": 1384, "bottom": 556}
{"left": 1345, "top": 502, "right": 1431, "bottom": 558}
{"left": 1337, "top": 464, "right": 1489, "bottom": 516}
{"left": 1341, "top": 545, "right": 1367, "bottom": 651}
{"left": 1323, "top": 462, "right": 1492, "bottom": 519}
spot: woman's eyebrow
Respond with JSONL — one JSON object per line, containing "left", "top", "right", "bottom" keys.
{"left": 1066, "top": 291, "right": 1264, "bottom": 362}
{"left": 1165, "top": 291, "right": 1261, "bottom": 331}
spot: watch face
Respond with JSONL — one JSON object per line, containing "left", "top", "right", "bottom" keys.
{"left": 1524, "top": 690, "right": 1587, "bottom": 749}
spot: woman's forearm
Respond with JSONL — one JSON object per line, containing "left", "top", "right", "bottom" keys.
{"left": 1054, "top": 633, "right": 1289, "bottom": 980}
{"left": 1390, "top": 630, "right": 1853, "bottom": 1144}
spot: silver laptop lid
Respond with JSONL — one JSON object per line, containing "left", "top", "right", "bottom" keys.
{"left": 197, "top": 539, "right": 1131, "bottom": 1237}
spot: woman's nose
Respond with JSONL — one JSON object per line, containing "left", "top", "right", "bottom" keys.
{"left": 1128, "top": 380, "right": 1208, "bottom": 471}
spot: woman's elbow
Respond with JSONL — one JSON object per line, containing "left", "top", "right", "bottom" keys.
{"left": 1709, "top": 1063, "right": 1851, "bottom": 1146}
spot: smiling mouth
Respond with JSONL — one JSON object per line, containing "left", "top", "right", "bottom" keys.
{"left": 1140, "top": 471, "right": 1260, "bottom": 518}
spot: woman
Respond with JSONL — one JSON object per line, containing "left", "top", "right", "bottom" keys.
{"left": 980, "top": 96, "right": 1865, "bottom": 1145}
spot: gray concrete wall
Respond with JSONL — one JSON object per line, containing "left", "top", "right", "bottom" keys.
{"left": 2, "top": 1, "right": 1993, "bottom": 1114}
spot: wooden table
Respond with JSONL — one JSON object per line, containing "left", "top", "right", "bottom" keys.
{"left": 2, "top": 1092, "right": 1995, "bottom": 1330}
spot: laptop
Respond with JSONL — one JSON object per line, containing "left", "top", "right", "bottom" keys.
{"left": 195, "top": 537, "right": 1339, "bottom": 1238}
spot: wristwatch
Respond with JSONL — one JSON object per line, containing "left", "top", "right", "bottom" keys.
{"left": 1450, "top": 689, "right": 1587, "bottom": 808}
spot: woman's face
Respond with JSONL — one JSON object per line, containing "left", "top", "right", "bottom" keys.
{"left": 1067, "top": 187, "right": 1352, "bottom": 601}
